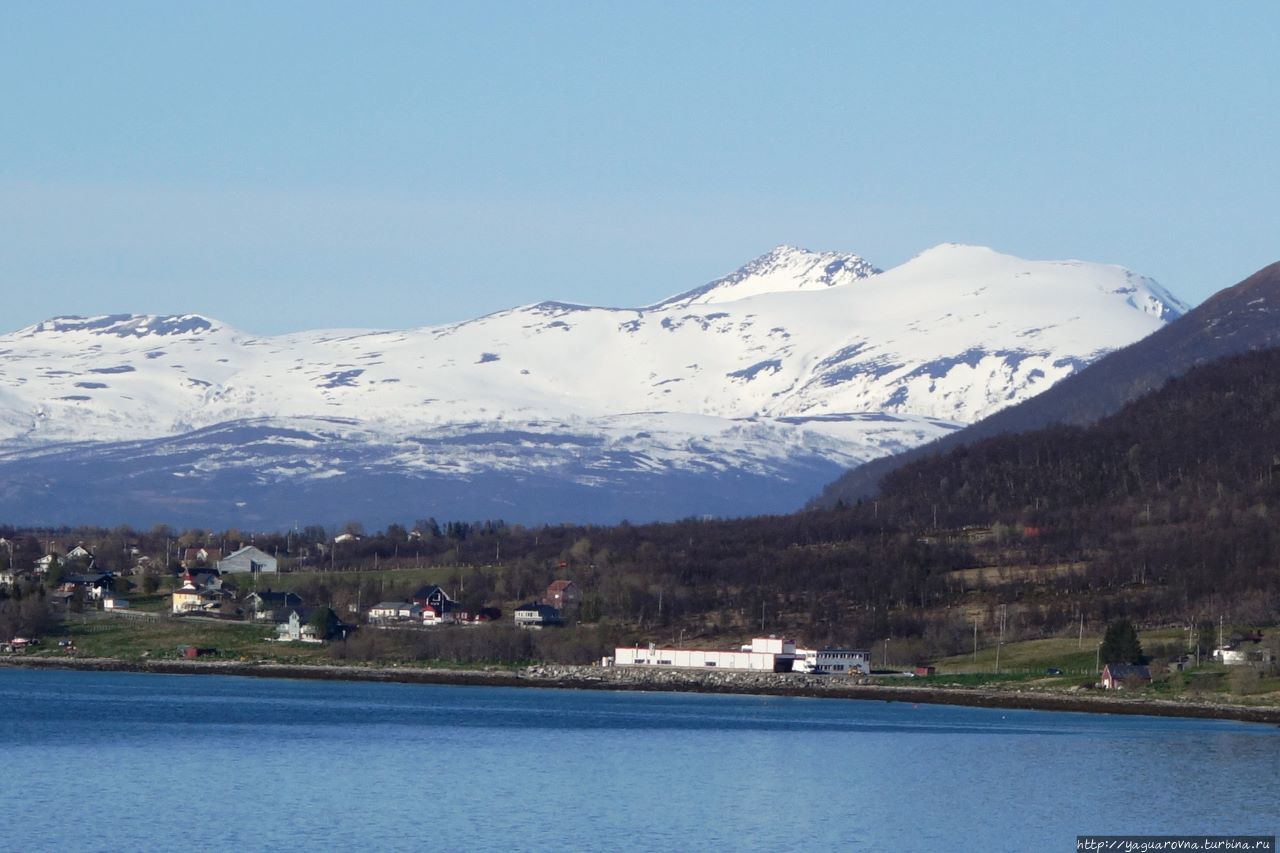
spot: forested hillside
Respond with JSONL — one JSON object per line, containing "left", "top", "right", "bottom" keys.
{"left": 816, "top": 260, "right": 1280, "bottom": 505}
{"left": 866, "top": 346, "right": 1280, "bottom": 607}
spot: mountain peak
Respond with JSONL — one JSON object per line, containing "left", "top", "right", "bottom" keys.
{"left": 650, "top": 245, "right": 881, "bottom": 309}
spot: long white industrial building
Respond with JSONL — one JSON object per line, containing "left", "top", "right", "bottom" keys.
{"left": 611, "top": 637, "right": 870, "bottom": 676}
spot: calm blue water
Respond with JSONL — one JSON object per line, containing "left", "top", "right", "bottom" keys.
{"left": 0, "top": 669, "right": 1276, "bottom": 852}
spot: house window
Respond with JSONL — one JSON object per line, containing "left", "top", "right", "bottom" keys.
{"left": 705, "top": 662, "right": 716, "bottom": 667}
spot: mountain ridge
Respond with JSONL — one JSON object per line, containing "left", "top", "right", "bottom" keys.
{"left": 0, "top": 243, "right": 1185, "bottom": 526}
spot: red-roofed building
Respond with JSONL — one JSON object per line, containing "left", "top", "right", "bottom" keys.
{"left": 542, "top": 580, "right": 580, "bottom": 612}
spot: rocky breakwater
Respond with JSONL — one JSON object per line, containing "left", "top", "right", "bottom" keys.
{"left": 520, "top": 663, "right": 871, "bottom": 696}
{"left": 519, "top": 664, "right": 1280, "bottom": 724}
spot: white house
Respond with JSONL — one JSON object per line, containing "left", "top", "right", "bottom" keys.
{"left": 514, "top": 602, "right": 562, "bottom": 628}
{"left": 275, "top": 607, "right": 349, "bottom": 643}
{"left": 217, "top": 546, "right": 278, "bottom": 574}
{"left": 276, "top": 609, "right": 321, "bottom": 642}
{"left": 1214, "top": 642, "right": 1271, "bottom": 666}
{"left": 368, "top": 601, "right": 421, "bottom": 623}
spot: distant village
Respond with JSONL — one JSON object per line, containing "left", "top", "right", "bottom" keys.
{"left": 0, "top": 536, "right": 886, "bottom": 677}
{"left": 2, "top": 535, "right": 1276, "bottom": 692}
{"left": 0, "top": 538, "right": 579, "bottom": 646}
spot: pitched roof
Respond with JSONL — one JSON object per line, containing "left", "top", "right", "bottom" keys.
{"left": 547, "top": 579, "right": 575, "bottom": 592}
{"left": 64, "top": 572, "right": 112, "bottom": 585}
{"left": 221, "top": 545, "right": 272, "bottom": 561}
{"left": 1104, "top": 664, "right": 1151, "bottom": 680}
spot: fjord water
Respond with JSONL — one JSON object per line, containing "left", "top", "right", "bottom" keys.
{"left": 1, "top": 670, "right": 1275, "bottom": 852}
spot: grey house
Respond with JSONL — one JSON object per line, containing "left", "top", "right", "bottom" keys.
{"left": 218, "top": 546, "right": 278, "bottom": 574}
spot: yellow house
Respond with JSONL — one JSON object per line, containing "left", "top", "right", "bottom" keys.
{"left": 171, "top": 575, "right": 212, "bottom": 614}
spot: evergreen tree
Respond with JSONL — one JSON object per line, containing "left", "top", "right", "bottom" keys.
{"left": 308, "top": 607, "right": 339, "bottom": 640}
{"left": 1100, "top": 619, "right": 1144, "bottom": 664}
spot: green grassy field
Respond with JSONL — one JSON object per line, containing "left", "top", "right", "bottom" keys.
{"left": 40, "top": 614, "right": 329, "bottom": 663}
{"left": 921, "top": 627, "right": 1280, "bottom": 701}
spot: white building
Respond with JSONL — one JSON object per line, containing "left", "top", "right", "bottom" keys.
{"left": 793, "top": 647, "right": 872, "bottom": 676}
{"left": 276, "top": 609, "right": 322, "bottom": 643}
{"left": 614, "top": 637, "right": 798, "bottom": 672}
{"left": 514, "top": 603, "right": 562, "bottom": 628}
{"left": 368, "top": 601, "right": 421, "bottom": 623}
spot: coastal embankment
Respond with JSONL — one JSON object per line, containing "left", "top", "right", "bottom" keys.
{"left": 4, "top": 655, "right": 1279, "bottom": 725}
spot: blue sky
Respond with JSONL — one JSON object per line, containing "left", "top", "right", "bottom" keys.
{"left": 2, "top": 2, "right": 1277, "bottom": 335}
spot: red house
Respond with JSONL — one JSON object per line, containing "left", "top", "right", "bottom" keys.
{"left": 1100, "top": 663, "right": 1151, "bottom": 690}
{"left": 542, "top": 580, "right": 581, "bottom": 612}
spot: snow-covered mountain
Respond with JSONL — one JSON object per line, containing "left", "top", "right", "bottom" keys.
{"left": 0, "top": 244, "right": 1186, "bottom": 528}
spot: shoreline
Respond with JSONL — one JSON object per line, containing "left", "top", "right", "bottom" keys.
{"left": 4, "top": 655, "right": 1279, "bottom": 725}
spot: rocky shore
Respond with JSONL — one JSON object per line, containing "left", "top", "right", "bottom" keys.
{"left": 4, "top": 655, "right": 1279, "bottom": 725}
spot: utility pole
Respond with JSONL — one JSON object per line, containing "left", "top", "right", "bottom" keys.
{"left": 973, "top": 617, "right": 978, "bottom": 664}
{"left": 995, "top": 604, "right": 1006, "bottom": 674}
{"left": 1078, "top": 611, "right": 1084, "bottom": 650}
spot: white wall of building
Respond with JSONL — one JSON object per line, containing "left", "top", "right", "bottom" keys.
{"left": 615, "top": 638, "right": 797, "bottom": 672}
{"left": 794, "top": 648, "right": 871, "bottom": 675}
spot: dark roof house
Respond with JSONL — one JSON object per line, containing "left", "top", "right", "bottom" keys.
{"left": 412, "top": 585, "right": 453, "bottom": 609}
{"left": 1101, "top": 663, "right": 1151, "bottom": 690}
